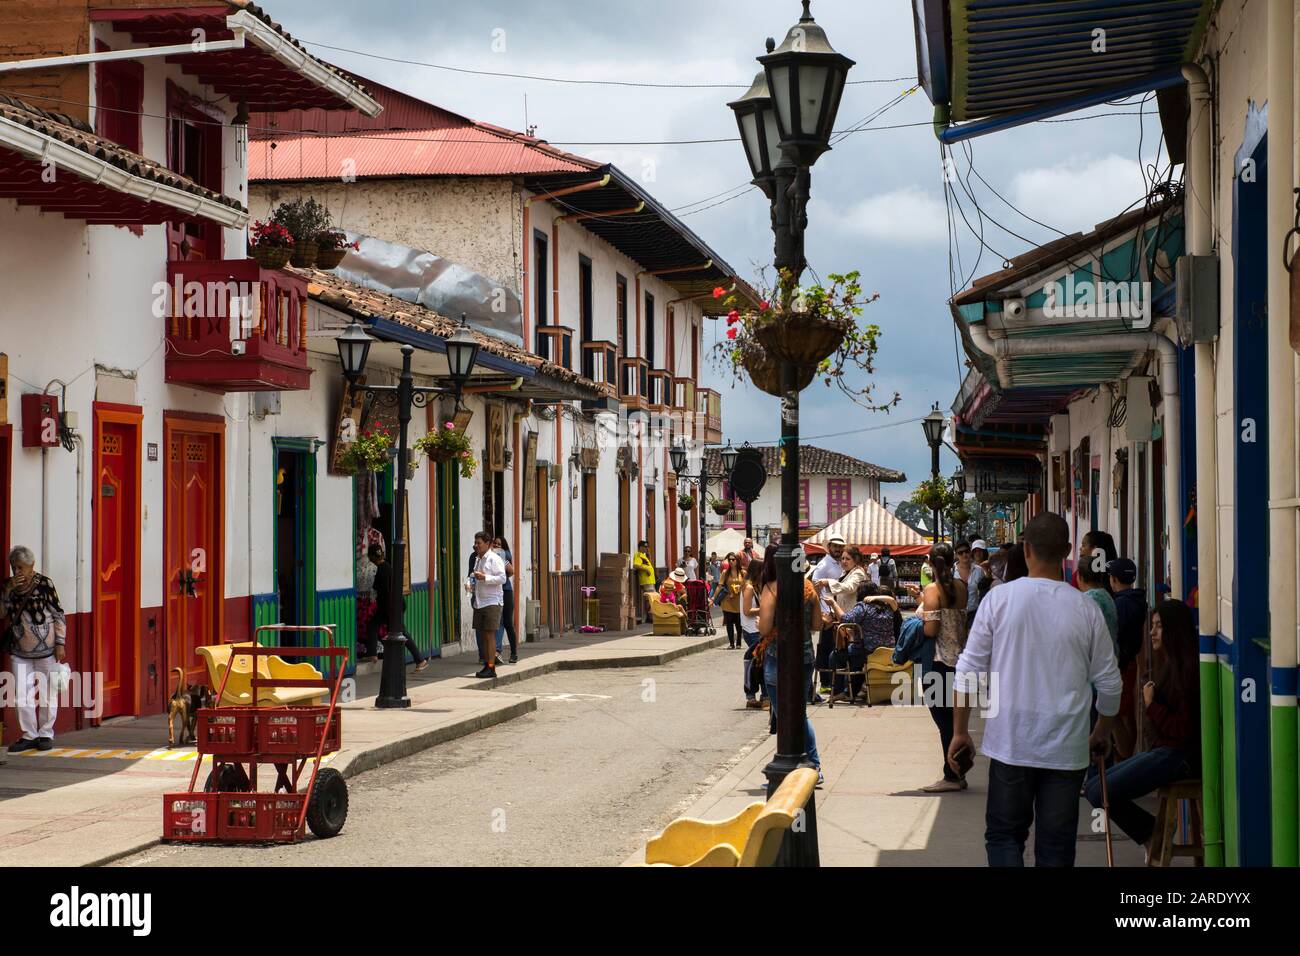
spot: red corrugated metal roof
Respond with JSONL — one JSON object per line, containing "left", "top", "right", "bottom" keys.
{"left": 250, "top": 127, "right": 596, "bottom": 180}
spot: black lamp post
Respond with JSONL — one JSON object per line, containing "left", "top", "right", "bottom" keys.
{"left": 922, "top": 404, "right": 946, "bottom": 543}
{"left": 671, "top": 440, "right": 734, "bottom": 564}
{"left": 727, "top": 0, "right": 852, "bottom": 867}
{"left": 951, "top": 466, "right": 967, "bottom": 541}
{"left": 336, "top": 314, "right": 479, "bottom": 708}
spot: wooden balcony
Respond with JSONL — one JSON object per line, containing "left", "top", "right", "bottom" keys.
{"left": 673, "top": 377, "right": 697, "bottom": 440}
{"left": 619, "top": 357, "right": 649, "bottom": 410}
{"left": 697, "top": 387, "right": 722, "bottom": 444}
{"left": 164, "top": 259, "right": 311, "bottom": 392}
{"left": 536, "top": 325, "right": 574, "bottom": 371}
{"left": 647, "top": 370, "right": 671, "bottom": 412}
{"left": 581, "top": 340, "right": 618, "bottom": 391}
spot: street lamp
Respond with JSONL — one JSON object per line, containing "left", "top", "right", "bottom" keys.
{"left": 922, "top": 404, "right": 945, "bottom": 542}
{"left": 721, "top": 440, "right": 739, "bottom": 477}
{"left": 336, "top": 314, "right": 479, "bottom": 708}
{"left": 671, "top": 440, "right": 734, "bottom": 564}
{"left": 950, "top": 466, "right": 967, "bottom": 541}
{"left": 727, "top": 0, "right": 851, "bottom": 867}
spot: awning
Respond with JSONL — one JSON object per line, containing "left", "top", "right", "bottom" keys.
{"left": 89, "top": 3, "right": 380, "bottom": 116}
{"left": 0, "top": 93, "right": 246, "bottom": 226}
{"left": 913, "top": 0, "right": 1215, "bottom": 142}
{"left": 304, "top": 268, "right": 606, "bottom": 404}
{"left": 803, "top": 499, "right": 929, "bottom": 550}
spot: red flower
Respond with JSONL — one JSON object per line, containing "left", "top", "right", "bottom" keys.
{"left": 712, "top": 287, "right": 726, "bottom": 299}
{"left": 759, "top": 300, "right": 770, "bottom": 313}
{"left": 726, "top": 310, "right": 740, "bottom": 325}
{"left": 726, "top": 327, "right": 738, "bottom": 340}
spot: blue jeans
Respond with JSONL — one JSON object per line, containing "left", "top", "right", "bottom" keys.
{"left": 1084, "top": 746, "right": 1193, "bottom": 845}
{"left": 986, "top": 759, "right": 1087, "bottom": 867}
{"left": 763, "top": 653, "right": 820, "bottom": 770}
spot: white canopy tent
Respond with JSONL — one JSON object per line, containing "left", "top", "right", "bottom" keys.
{"left": 705, "top": 527, "right": 765, "bottom": 560}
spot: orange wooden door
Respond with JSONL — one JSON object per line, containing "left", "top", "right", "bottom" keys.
{"left": 94, "top": 413, "right": 140, "bottom": 718}
{"left": 166, "top": 428, "right": 221, "bottom": 683}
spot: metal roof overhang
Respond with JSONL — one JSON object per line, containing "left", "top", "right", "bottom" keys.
{"left": 915, "top": 0, "right": 1215, "bottom": 143}
{"left": 524, "top": 165, "right": 760, "bottom": 310}
{"left": 365, "top": 316, "right": 602, "bottom": 403}
{"left": 90, "top": 6, "right": 381, "bottom": 116}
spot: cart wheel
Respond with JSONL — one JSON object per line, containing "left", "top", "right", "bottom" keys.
{"left": 306, "top": 768, "right": 348, "bottom": 839}
{"left": 204, "top": 763, "right": 251, "bottom": 792}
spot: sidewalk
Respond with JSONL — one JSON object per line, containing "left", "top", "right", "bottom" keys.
{"left": 0, "top": 624, "right": 724, "bottom": 867}
{"left": 624, "top": 698, "right": 1152, "bottom": 867}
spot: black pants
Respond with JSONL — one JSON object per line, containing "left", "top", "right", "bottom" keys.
{"left": 364, "top": 618, "right": 424, "bottom": 664}
{"left": 814, "top": 626, "right": 836, "bottom": 689}
{"left": 925, "top": 660, "right": 958, "bottom": 782}
{"left": 828, "top": 644, "right": 867, "bottom": 698}
{"left": 987, "top": 759, "right": 1087, "bottom": 867}
{"left": 722, "top": 611, "right": 742, "bottom": 646}
{"left": 499, "top": 589, "right": 518, "bottom": 658}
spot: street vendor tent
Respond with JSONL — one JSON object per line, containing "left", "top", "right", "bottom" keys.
{"left": 803, "top": 498, "right": 930, "bottom": 556}
{"left": 705, "top": 527, "right": 765, "bottom": 559}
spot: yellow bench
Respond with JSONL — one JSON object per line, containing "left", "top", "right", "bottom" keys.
{"left": 197, "top": 643, "right": 326, "bottom": 707}
{"left": 644, "top": 767, "right": 818, "bottom": 867}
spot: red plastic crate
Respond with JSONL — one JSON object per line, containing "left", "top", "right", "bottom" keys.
{"left": 195, "top": 707, "right": 257, "bottom": 755}
{"left": 162, "top": 793, "right": 220, "bottom": 842}
{"left": 216, "top": 793, "right": 306, "bottom": 842}
{"left": 255, "top": 707, "right": 341, "bottom": 756}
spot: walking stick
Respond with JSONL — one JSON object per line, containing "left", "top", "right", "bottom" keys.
{"left": 1096, "top": 755, "right": 1114, "bottom": 868}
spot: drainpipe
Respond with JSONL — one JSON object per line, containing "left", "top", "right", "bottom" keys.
{"left": 1182, "top": 60, "right": 1224, "bottom": 868}
{"left": 1098, "top": 384, "right": 1112, "bottom": 531}
{"left": 966, "top": 322, "right": 1182, "bottom": 600}
{"left": 1266, "top": 3, "right": 1299, "bottom": 867}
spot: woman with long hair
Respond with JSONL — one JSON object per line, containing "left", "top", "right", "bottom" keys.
{"left": 1085, "top": 599, "right": 1200, "bottom": 853}
{"left": 912, "top": 543, "right": 968, "bottom": 793}
{"left": 1076, "top": 533, "right": 1119, "bottom": 656}
{"left": 739, "top": 555, "right": 765, "bottom": 709}
{"left": 755, "top": 548, "right": 823, "bottom": 782}
{"left": 719, "top": 553, "right": 745, "bottom": 649}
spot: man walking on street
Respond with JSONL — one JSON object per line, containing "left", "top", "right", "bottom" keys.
{"left": 950, "top": 513, "right": 1121, "bottom": 867}
{"left": 467, "top": 531, "right": 507, "bottom": 679}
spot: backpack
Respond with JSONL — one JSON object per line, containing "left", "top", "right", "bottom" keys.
{"left": 878, "top": 558, "right": 897, "bottom": 587}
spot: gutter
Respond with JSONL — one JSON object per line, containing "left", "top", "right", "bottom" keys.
{"left": 965, "top": 319, "right": 1183, "bottom": 599}
{"left": 0, "top": 113, "right": 248, "bottom": 227}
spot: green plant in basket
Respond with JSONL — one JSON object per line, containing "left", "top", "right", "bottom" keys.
{"left": 339, "top": 427, "right": 393, "bottom": 475}
{"left": 413, "top": 421, "right": 477, "bottom": 478}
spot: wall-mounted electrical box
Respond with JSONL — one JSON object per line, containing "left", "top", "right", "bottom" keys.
{"left": 20, "top": 393, "right": 59, "bottom": 448}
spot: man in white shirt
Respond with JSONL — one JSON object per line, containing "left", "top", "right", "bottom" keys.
{"left": 467, "top": 531, "right": 507, "bottom": 678}
{"left": 949, "top": 513, "right": 1121, "bottom": 867}
{"left": 867, "top": 553, "right": 881, "bottom": 586}
{"left": 811, "top": 535, "right": 846, "bottom": 696}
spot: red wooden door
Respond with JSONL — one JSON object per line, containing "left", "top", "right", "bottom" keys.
{"left": 94, "top": 410, "right": 141, "bottom": 719}
{"left": 166, "top": 426, "right": 222, "bottom": 684}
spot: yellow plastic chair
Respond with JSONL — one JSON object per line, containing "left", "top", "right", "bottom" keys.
{"left": 197, "top": 643, "right": 326, "bottom": 707}
{"left": 863, "top": 647, "right": 913, "bottom": 705}
{"left": 646, "top": 594, "right": 686, "bottom": 636}
{"left": 644, "top": 767, "right": 818, "bottom": 867}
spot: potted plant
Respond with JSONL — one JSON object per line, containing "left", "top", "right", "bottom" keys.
{"left": 315, "top": 229, "right": 359, "bottom": 270}
{"left": 710, "top": 270, "right": 900, "bottom": 411}
{"left": 248, "top": 219, "right": 294, "bottom": 270}
{"left": 271, "top": 197, "right": 332, "bottom": 268}
{"left": 677, "top": 492, "right": 696, "bottom": 512}
{"left": 413, "top": 421, "right": 478, "bottom": 479}
{"left": 711, "top": 496, "right": 734, "bottom": 516}
{"left": 339, "top": 427, "right": 394, "bottom": 475}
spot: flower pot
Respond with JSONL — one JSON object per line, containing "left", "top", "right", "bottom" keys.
{"left": 754, "top": 312, "right": 846, "bottom": 367}
{"left": 741, "top": 349, "right": 815, "bottom": 397}
{"left": 711, "top": 501, "right": 734, "bottom": 516}
{"left": 251, "top": 244, "right": 292, "bottom": 270}
{"left": 290, "top": 240, "right": 319, "bottom": 269}
{"left": 426, "top": 447, "right": 458, "bottom": 463}
{"left": 315, "top": 246, "right": 348, "bottom": 270}
{"left": 677, "top": 500, "right": 695, "bottom": 512}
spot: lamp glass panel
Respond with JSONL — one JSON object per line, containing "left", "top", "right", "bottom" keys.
{"left": 739, "top": 111, "right": 763, "bottom": 177}
{"left": 797, "top": 64, "right": 829, "bottom": 136}
{"left": 823, "top": 69, "right": 847, "bottom": 138}
{"left": 762, "top": 108, "right": 783, "bottom": 173}
{"left": 769, "top": 63, "right": 793, "bottom": 140}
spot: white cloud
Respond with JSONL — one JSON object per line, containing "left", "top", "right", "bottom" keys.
{"left": 1008, "top": 155, "right": 1148, "bottom": 235}
{"left": 820, "top": 187, "right": 948, "bottom": 244}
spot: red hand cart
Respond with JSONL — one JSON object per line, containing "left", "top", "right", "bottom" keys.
{"left": 162, "top": 624, "right": 350, "bottom": 844}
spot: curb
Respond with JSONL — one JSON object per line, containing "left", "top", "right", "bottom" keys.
{"left": 462, "top": 633, "right": 729, "bottom": 688}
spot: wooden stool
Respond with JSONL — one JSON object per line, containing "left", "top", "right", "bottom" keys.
{"left": 1147, "top": 779, "right": 1204, "bottom": 867}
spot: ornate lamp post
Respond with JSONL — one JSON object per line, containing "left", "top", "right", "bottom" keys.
{"left": 670, "top": 440, "right": 736, "bottom": 562}
{"left": 922, "top": 404, "right": 946, "bottom": 542}
{"left": 727, "top": 0, "right": 853, "bottom": 867}
{"left": 336, "top": 315, "right": 479, "bottom": 708}
{"left": 951, "top": 466, "right": 967, "bottom": 540}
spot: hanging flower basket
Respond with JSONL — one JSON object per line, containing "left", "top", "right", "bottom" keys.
{"left": 249, "top": 219, "right": 293, "bottom": 270}
{"left": 677, "top": 493, "right": 696, "bottom": 512}
{"left": 414, "top": 422, "right": 478, "bottom": 479}
{"left": 315, "top": 230, "right": 360, "bottom": 270}
{"left": 290, "top": 240, "right": 319, "bottom": 269}
{"left": 252, "top": 243, "right": 293, "bottom": 270}
{"left": 754, "top": 312, "right": 846, "bottom": 367}
{"left": 741, "top": 348, "right": 814, "bottom": 397}
{"left": 711, "top": 499, "right": 734, "bottom": 516}
{"left": 339, "top": 428, "right": 393, "bottom": 475}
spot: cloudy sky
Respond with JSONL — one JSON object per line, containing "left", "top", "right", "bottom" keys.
{"left": 269, "top": 0, "right": 1163, "bottom": 505}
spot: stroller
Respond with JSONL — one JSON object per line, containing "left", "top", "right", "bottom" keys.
{"left": 683, "top": 580, "right": 716, "bottom": 636}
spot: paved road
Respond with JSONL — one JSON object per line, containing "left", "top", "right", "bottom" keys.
{"left": 116, "top": 645, "right": 768, "bottom": 867}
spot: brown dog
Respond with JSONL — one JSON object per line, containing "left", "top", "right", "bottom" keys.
{"left": 167, "top": 667, "right": 215, "bottom": 747}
